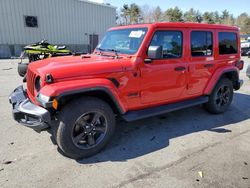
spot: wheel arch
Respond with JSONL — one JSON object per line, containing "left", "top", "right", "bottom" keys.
{"left": 222, "top": 71, "right": 239, "bottom": 89}
{"left": 56, "top": 87, "right": 125, "bottom": 115}
{"left": 204, "top": 68, "right": 240, "bottom": 95}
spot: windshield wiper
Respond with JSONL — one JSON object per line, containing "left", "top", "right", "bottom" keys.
{"left": 96, "top": 48, "right": 120, "bottom": 58}
{"left": 95, "top": 47, "right": 111, "bottom": 57}
{"left": 96, "top": 47, "right": 106, "bottom": 52}
{"left": 107, "top": 48, "right": 120, "bottom": 58}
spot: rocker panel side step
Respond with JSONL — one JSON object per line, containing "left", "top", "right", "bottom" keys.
{"left": 122, "top": 96, "right": 209, "bottom": 122}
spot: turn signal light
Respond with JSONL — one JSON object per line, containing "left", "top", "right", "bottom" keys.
{"left": 52, "top": 99, "right": 58, "bottom": 109}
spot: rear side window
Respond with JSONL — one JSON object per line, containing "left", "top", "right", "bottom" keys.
{"left": 150, "top": 31, "right": 182, "bottom": 59}
{"left": 219, "top": 32, "right": 238, "bottom": 55}
{"left": 191, "top": 31, "right": 213, "bottom": 57}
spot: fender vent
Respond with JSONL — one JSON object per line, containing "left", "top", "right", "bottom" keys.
{"left": 108, "top": 78, "right": 120, "bottom": 88}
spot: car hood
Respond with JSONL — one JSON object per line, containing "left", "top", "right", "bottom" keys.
{"left": 29, "top": 54, "right": 125, "bottom": 80}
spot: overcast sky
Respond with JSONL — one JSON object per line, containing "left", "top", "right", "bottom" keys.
{"left": 88, "top": 0, "right": 250, "bottom": 17}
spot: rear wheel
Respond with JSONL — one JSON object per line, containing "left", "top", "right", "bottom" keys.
{"left": 204, "top": 78, "right": 234, "bottom": 114}
{"left": 56, "top": 97, "right": 115, "bottom": 159}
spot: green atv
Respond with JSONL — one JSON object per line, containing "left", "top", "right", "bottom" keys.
{"left": 18, "top": 40, "right": 72, "bottom": 77}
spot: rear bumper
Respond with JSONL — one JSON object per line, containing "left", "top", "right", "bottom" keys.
{"left": 235, "top": 79, "right": 244, "bottom": 90}
{"left": 9, "top": 86, "right": 51, "bottom": 132}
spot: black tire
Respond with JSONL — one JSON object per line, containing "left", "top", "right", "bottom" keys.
{"left": 204, "top": 78, "right": 234, "bottom": 114}
{"left": 17, "top": 62, "right": 29, "bottom": 77}
{"left": 56, "top": 97, "right": 116, "bottom": 159}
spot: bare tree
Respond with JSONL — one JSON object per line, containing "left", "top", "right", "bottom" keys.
{"left": 152, "top": 6, "right": 162, "bottom": 22}
{"left": 236, "top": 13, "right": 250, "bottom": 34}
{"left": 140, "top": 5, "right": 154, "bottom": 23}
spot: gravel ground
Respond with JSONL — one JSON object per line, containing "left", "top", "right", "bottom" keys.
{"left": 0, "top": 57, "right": 250, "bottom": 188}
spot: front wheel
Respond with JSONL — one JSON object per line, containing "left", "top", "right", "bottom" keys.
{"left": 204, "top": 78, "right": 234, "bottom": 114}
{"left": 56, "top": 97, "right": 116, "bottom": 159}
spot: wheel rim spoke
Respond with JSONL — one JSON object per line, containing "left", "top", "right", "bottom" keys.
{"left": 73, "top": 132, "right": 86, "bottom": 144}
{"left": 216, "top": 85, "right": 231, "bottom": 108}
{"left": 87, "top": 134, "right": 95, "bottom": 146}
{"left": 76, "top": 117, "right": 87, "bottom": 127}
{"left": 72, "top": 111, "right": 107, "bottom": 149}
{"left": 91, "top": 113, "right": 101, "bottom": 125}
{"left": 218, "top": 99, "right": 222, "bottom": 106}
{"left": 224, "top": 89, "right": 230, "bottom": 96}
{"left": 94, "top": 126, "right": 106, "bottom": 133}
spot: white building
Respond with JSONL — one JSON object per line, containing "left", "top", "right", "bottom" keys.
{"left": 0, "top": 0, "right": 116, "bottom": 58}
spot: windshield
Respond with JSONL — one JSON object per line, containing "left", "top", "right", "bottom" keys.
{"left": 96, "top": 28, "right": 148, "bottom": 55}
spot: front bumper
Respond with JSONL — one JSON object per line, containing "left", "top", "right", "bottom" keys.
{"left": 9, "top": 86, "right": 51, "bottom": 132}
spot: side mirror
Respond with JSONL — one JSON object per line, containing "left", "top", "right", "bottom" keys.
{"left": 147, "top": 46, "right": 163, "bottom": 59}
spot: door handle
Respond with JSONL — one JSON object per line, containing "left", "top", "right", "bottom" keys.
{"left": 175, "top": 66, "right": 186, "bottom": 71}
{"left": 204, "top": 64, "right": 214, "bottom": 68}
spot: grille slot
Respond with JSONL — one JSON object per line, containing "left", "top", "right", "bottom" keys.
{"left": 26, "top": 68, "right": 36, "bottom": 96}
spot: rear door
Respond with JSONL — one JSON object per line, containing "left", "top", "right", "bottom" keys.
{"left": 187, "top": 29, "right": 215, "bottom": 95}
{"left": 139, "top": 28, "right": 188, "bottom": 104}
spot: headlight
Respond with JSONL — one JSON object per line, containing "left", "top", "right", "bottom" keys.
{"left": 37, "top": 93, "right": 50, "bottom": 102}
{"left": 35, "top": 76, "right": 42, "bottom": 92}
{"left": 36, "top": 93, "right": 58, "bottom": 109}
{"left": 36, "top": 93, "right": 51, "bottom": 108}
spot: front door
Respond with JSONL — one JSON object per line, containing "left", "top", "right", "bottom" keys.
{"left": 140, "top": 29, "right": 188, "bottom": 104}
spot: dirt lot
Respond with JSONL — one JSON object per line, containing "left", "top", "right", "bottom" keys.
{"left": 0, "top": 57, "right": 250, "bottom": 188}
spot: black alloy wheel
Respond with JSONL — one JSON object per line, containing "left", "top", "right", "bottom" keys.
{"left": 204, "top": 78, "right": 233, "bottom": 114}
{"left": 72, "top": 111, "right": 108, "bottom": 149}
{"left": 56, "top": 97, "right": 116, "bottom": 159}
{"left": 215, "top": 85, "right": 231, "bottom": 108}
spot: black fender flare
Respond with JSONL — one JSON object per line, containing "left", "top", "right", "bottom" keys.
{"left": 56, "top": 87, "right": 125, "bottom": 114}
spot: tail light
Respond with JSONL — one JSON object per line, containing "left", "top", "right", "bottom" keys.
{"left": 236, "top": 60, "right": 244, "bottom": 70}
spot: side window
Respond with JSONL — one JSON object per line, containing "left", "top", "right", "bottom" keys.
{"left": 191, "top": 31, "right": 213, "bottom": 57}
{"left": 219, "top": 32, "right": 238, "bottom": 55}
{"left": 149, "top": 31, "right": 182, "bottom": 58}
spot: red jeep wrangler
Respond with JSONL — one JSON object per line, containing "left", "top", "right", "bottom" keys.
{"left": 9, "top": 23, "right": 244, "bottom": 159}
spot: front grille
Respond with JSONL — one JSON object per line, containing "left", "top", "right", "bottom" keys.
{"left": 26, "top": 68, "right": 36, "bottom": 96}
